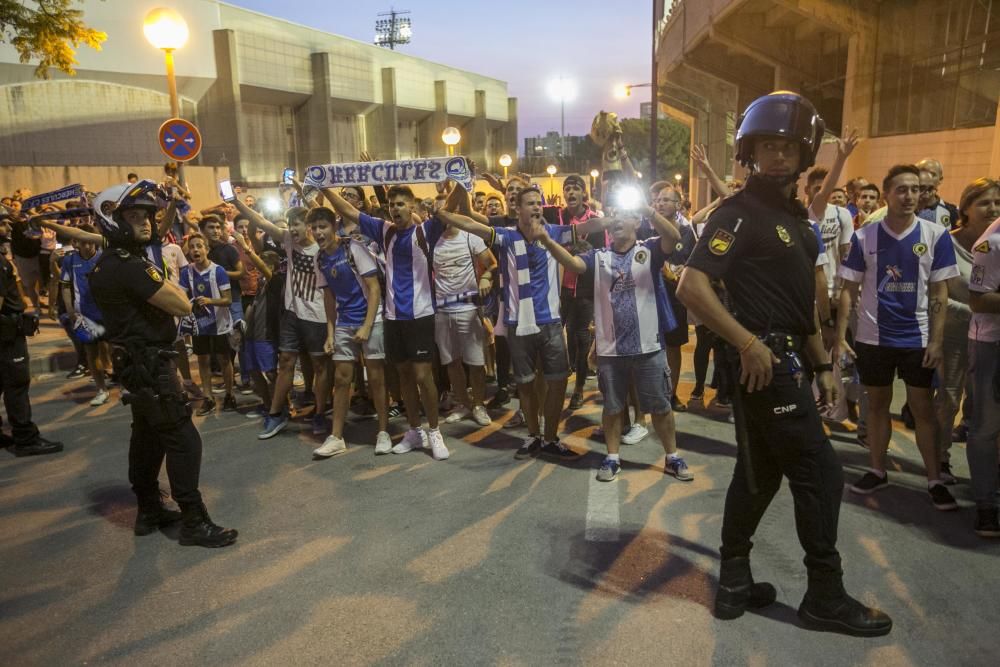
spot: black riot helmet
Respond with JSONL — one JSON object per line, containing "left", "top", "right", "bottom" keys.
{"left": 735, "top": 91, "right": 826, "bottom": 178}
{"left": 94, "top": 179, "right": 161, "bottom": 248}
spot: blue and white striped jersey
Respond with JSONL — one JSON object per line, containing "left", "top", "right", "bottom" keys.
{"left": 359, "top": 212, "right": 443, "bottom": 321}
{"left": 492, "top": 224, "right": 575, "bottom": 330}
{"left": 179, "top": 262, "right": 233, "bottom": 336}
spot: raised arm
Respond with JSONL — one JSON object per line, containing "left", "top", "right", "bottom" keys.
{"left": 640, "top": 204, "right": 682, "bottom": 249}
{"left": 156, "top": 195, "right": 180, "bottom": 239}
{"left": 320, "top": 187, "right": 362, "bottom": 226}
{"left": 233, "top": 232, "right": 271, "bottom": 280}
{"left": 809, "top": 129, "right": 859, "bottom": 220}
{"left": 690, "top": 144, "right": 729, "bottom": 199}
{"left": 234, "top": 198, "right": 284, "bottom": 241}
{"left": 37, "top": 218, "right": 103, "bottom": 245}
{"left": 536, "top": 225, "right": 586, "bottom": 274}
{"left": 437, "top": 209, "right": 494, "bottom": 244}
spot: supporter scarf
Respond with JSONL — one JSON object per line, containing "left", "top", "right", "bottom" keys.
{"left": 304, "top": 157, "right": 475, "bottom": 192}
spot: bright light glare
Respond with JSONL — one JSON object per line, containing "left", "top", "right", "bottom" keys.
{"left": 442, "top": 126, "right": 461, "bottom": 146}
{"left": 499, "top": 154, "right": 512, "bottom": 168}
{"left": 614, "top": 84, "right": 631, "bottom": 99}
{"left": 264, "top": 198, "right": 281, "bottom": 213}
{"left": 674, "top": 173, "right": 683, "bottom": 181}
{"left": 546, "top": 165, "right": 557, "bottom": 176}
{"left": 143, "top": 8, "right": 189, "bottom": 50}
{"left": 548, "top": 77, "right": 577, "bottom": 103}
{"left": 614, "top": 186, "right": 642, "bottom": 210}
{"left": 590, "top": 169, "right": 600, "bottom": 179}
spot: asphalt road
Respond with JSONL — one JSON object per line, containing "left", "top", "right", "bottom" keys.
{"left": 2, "top": 365, "right": 999, "bottom": 666}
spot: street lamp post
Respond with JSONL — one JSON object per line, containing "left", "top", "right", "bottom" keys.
{"left": 144, "top": 8, "right": 189, "bottom": 180}
{"left": 499, "top": 153, "right": 512, "bottom": 180}
{"left": 674, "top": 172, "right": 683, "bottom": 198}
{"left": 613, "top": 77, "right": 658, "bottom": 183}
{"left": 589, "top": 168, "right": 599, "bottom": 199}
{"left": 549, "top": 78, "right": 576, "bottom": 160}
{"left": 546, "top": 164, "right": 557, "bottom": 199}
{"left": 442, "top": 127, "right": 461, "bottom": 156}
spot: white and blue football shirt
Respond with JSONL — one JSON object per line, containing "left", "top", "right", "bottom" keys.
{"left": 580, "top": 238, "right": 676, "bottom": 357}
{"left": 839, "top": 218, "right": 959, "bottom": 347}
{"left": 179, "top": 261, "right": 233, "bottom": 336}
{"left": 492, "top": 224, "right": 575, "bottom": 330}
{"left": 59, "top": 249, "right": 103, "bottom": 323}
{"left": 917, "top": 201, "right": 958, "bottom": 230}
{"left": 314, "top": 240, "right": 382, "bottom": 328}
{"left": 358, "top": 212, "right": 443, "bottom": 321}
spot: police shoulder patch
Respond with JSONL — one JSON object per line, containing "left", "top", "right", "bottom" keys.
{"left": 145, "top": 266, "right": 163, "bottom": 282}
{"left": 974, "top": 240, "right": 990, "bottom": 253}
{"left": 708, "top": 229, "right": 735, "bottom": 256}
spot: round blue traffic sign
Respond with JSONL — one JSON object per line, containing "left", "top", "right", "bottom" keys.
{"left": 158, "top": 118, "right": 202, "bottom": 162}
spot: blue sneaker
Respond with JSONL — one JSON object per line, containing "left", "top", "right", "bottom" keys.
{"left": 596, "top": 457, "right": 621, "bottom": 482}
{"left": 258, "top": 413, "right": 289, "bottom": 440}
{"left": 665, "top": 455, "right": 693, "bottom": 481}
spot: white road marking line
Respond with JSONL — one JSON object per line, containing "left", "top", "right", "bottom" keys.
{"left": 585, "top": 473, "right": 621, "bottom": 542}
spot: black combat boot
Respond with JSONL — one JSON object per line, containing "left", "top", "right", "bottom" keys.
{"left": 798, "top": 586, "right": 892, "bottom": 637}
{"left": 714, "top": 557, "right": 778, "bottom": 619}
{"left": 179, "top": 502, "right": 238, "bottom": 548}
{"left": 134, "top": 493, "right": 183, "bottom": 536}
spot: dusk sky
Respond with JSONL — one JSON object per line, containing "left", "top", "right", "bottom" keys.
{"left": 227, "top": 1, "right": 651, "bottom": 145}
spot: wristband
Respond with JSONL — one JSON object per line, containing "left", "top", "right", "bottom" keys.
{"left": 738, "top": 335, "right": 756, "bottom": 354}
{"left": 814, "top": 363, "right": 834, "bottom": 373}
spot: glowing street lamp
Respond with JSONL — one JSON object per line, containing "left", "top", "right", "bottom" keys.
{"left": 546, "top": 164, "right": 557, "bottom": 197}
{"left": 499, "top": 153, "right": 512, "bottom": 179}
{"left": 144, "top": 8, "right": 189, "bottom": 180}
{"left": 548, "top": 77, "right": 576, "bottom": 157}
{"left": 442, "top": 126, "right": 461, "bottom": 156}
{"left": 589, "top": 168, "right": 600, "bottom": 198}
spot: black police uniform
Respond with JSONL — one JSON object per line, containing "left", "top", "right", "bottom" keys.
{"left": 686, "top": 176, "right": 847, "bottom": 601}
{"left": 88, "top": 248, "right": 205, "bottom": 508}
{"left": 0, "top": 252, "right": 62, "bottom": 455}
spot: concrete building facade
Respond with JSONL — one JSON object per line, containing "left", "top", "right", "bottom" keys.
{"left": 0, "top": 0, "right": 517, "bottom": 197}
{"left": 655, "top": 0, "right": 1000, "bottom": 206}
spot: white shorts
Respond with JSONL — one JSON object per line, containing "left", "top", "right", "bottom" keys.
{"left": 435, "top": 309, "right": 485, "bottom": 366}
{"left": 332, "top": 321, "right": 385, "bottom": 362}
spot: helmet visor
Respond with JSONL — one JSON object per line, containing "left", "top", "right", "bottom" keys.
{"left": 117, "top": 179, "right": 164, "bottom": 212}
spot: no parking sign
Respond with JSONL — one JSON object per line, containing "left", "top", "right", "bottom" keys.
{"left": 158, "top": 118, "right": 202, "bottom": 162}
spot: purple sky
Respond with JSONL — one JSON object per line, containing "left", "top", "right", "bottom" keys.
{"left": 227, "top": 1, "right": 651, "bottom": 146}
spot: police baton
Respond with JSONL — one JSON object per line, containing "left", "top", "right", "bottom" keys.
{"left": 724, "top": 347, "right": 758, "bottom": 495}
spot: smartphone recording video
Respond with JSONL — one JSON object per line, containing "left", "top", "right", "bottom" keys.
{"left": 282, "top": 168, "right": 295, "bottom": 185}
{"left": 219, "top": 180, "right": 236, "bottom": 202}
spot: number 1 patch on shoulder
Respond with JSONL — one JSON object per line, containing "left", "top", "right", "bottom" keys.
{"left": 709, "top": 229, "right": 735, "bottom": 255}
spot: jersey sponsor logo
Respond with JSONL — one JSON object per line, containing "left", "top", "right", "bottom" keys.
{"left": 775, "top": 225, "right": 793, "bottom": 246}
{"left": 773, "top": 403, "right": 798, "bottom": 415}
{"left": 971, "top": 264, "right": 985, "bottom": 286}
{"left": 878, "top": 264, "right": 916, "bottom": 293}
{"left": 974, "top": 240, "right": 990, "bottom": 253}
{"left": 912, "top": 242, "right": 928, "bottom": 257}
{"left": 145, "top": 266, "right": 162, "bottom": 282}
{"left": 635, "top": 249, "right": 648, "bottom": 264}
{"left": 708, "top": 229, "right": 734, "bottom": 255}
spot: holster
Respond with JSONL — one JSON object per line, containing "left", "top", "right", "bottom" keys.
{"left": 0, "top": 312, "right": 36, "bottom": 341}
{"left": 112, "top": 344, "right": 181, "bottom": 399}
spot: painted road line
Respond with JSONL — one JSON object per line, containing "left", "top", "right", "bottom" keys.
{"left": 585, "top": 473, "right": 621, "bottom": 542}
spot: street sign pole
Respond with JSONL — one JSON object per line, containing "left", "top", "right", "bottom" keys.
{"left": 163, "top": 48, "right": 185, "bottom": 186}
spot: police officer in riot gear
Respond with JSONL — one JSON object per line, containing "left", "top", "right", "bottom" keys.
{"left": 678, "top": 92, "right": 891, "bottom": 637}
{"left": 88, "top": 180, "right": 237, "bottom": 547}
{"left": 0, "top": 231, "right": 63, "bottom": 457}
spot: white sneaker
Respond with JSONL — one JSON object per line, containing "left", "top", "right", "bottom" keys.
{"left": 314, "top": 435, "right": 347, "bottom": 458}
{"left": 374, "top": 431, "right": 393, "bottom": 455}
{"left": 472, "top": 405, "right": 491, "bottom": 426}
{"left": 621, "top": 424, "right": 649, "bottom": 445}
{"left": 428, "top": 429, "right": 450, "bottom": 460}
{"left": 444, "top": 406, "right": 470, "bottom": 424}
{"left": 392, "top": 428, "right": 427, "bottom": 454}
{"left": 90, "top": 390, "right": 110, "bottom": 407}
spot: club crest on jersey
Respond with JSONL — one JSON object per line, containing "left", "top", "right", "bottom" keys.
{"left": 196, "top": 283, "right": 205, "bottom": 293}
{"left": 709, "top": 229, "right": 734, "bottom": 255}
{"left": 912, "top": 242, "right": 928, "bottom": 256}
{"left": 941, "top": 214, "right": 951, "bottom": 228}
{"left": 971, "top": 265, "right": 985, "bottom": 286}
{"left": 974, "top": 240, "right": 990, "bottom": 253}
{"left": 145, "top": 266, "right": 163, "bottom": 282}
{"left": 775, "top": 225, "right": 793, "bottom": 246}
{"left": 635, "top": 249, "right": 648, "bottom": 264}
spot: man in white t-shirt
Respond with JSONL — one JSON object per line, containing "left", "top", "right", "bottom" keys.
{"left": 434, "top": 220, "right": 497, "bottom": 427}
{"left": 236, "top": 202, "right": 330, "bottom": 440}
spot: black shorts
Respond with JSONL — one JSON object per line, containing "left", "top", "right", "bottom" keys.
{"left": 384, "top": 315, "right": 435, "bottom": 363}
{"left": 854, "top": 341, "right": 934, "bottom": 388}
{"left": 662, "top": 280, "right": 689, "bottom": 347}
{"left": 192, "top": 333, "right": 230, "bottom": 356}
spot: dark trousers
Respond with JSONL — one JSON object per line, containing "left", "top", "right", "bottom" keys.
{"left": 127, "top": 391, "right": 203, "bottom": 507}
{"left": 693, "top": 324, "right": 715, "bottom": 391}
{"left": 720, "top": 369, "right": 845, "bottom": 597}
{"left": 495, "top": 334, "right": 511, "bottom": 390}
{"left": 561, "top": 289, "right": 594, "bottom": 392}
{"left": 0, "top": 336, "right": 39, "bottom": 444}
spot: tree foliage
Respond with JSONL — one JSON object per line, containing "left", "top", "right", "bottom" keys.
{"left": 0, "top": 0, "right": 106, "bottom": 79}
{"left": 619, "top": 118, "right": 691, "bottom": 183}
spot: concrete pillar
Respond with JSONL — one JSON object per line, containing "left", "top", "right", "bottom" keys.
{"left": 991, "top": 95, "right": 1000, "bottom": 178}
{"left": 418, "top": 80, "right": 449, "bottom": 157}
{"left": 364, "top": 68, "right": 400, "bottom": 160}
{"left": 500, "top": 98, "right": 519, "bottom": 172}
{"left": 296, "top": 52, "right": 333, "bottom": 172}
{"left": 465, "top": 90, "right": 489, "bottom": 167}
{"left": 198, "top": 30, "right": 245, "bottom": 180}
{"left": 842, "top": 30, "right": 876, "bottom": 179}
